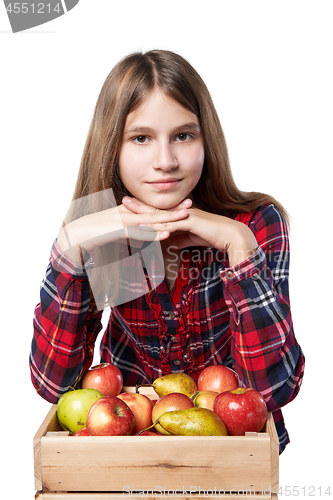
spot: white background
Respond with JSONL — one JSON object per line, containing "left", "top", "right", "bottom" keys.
{"left": 1, "top": 1, "right": 332, "bottom": 498}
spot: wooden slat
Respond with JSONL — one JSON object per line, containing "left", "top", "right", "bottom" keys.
{"left": 266, "top": 412, "right": 279, "bottom": 492}
{"left": 41, "top": 433, "right": 271, "bottom": 493}
{"left": 34, "top": 405, "right": 60, "bottom": 491}
{"left": 123, "top": 385, "right": 157, "bottom": 396}
{"left": 35, "top": 493, "right": 278, "bottom": 499}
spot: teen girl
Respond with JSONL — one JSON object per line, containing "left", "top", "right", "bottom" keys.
{"left": 30, "top": 50, "right": 305, "bottom": 453}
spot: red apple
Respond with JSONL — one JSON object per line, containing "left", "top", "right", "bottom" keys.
{"left": 117, "top": 392, "right": 153, "bottom": 434}
{"left": 192, "top": 391, "right": 219, "bottom": 411}
{"left": 73, "top": 427, "right": 90, "bottom": 436}
{"left": 86, "top": 396, "right": 135, "bottom": 436}
{"left": 197, "top": 365, "right": 239, "bottom": 393}
{"left": 152, "top": 393, "right": 194, "bottom": 435}
{"left": 81, "top": 363, "right": 123, "bottom": 397}
{"left": 213, "top": 388, "right": 268, "bottom": 436}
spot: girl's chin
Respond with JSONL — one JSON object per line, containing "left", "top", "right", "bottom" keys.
{"left": 140, "top": 194, "right": 190, "bottom": 210}
{"left": 155, "top": 202, "right": 182, "bottom": 210}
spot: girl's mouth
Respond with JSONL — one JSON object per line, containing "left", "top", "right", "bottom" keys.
{"left": 148, "top": 179, "right": 182, "bottom": 190}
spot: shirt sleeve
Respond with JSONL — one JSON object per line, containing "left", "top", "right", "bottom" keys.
{"left": 29, "top": 241, "right": 103, "bottom": 403}
{"left": 220, "top": 204, "right": 305, "bottom": 412}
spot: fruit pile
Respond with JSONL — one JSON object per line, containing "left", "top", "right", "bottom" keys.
{"left": 56, "top": 363, "right": 267, "bottom": 437}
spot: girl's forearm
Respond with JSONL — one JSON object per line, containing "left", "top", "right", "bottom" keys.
{"left": 57, "top": 224, "right": 83, "bottom": 265}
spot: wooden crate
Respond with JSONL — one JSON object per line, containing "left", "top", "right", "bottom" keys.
{"left": 34, "top": 387, "right": 279, "bottom": 499}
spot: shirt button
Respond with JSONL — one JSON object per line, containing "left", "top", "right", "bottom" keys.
{"left": 171, "top": 336, "right": 178, "bottom": 343}
{"left": 226, "top": 270, "right": 234, "bottom": 279}
{"left": 173, "top": 360, "right": 181, "bottom": 366}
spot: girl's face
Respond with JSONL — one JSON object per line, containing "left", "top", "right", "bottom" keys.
{"left": 118, "top": 88, "right": 205, "bottom": 209}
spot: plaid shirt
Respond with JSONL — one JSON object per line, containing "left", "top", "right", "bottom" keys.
{"left": 30, "top": 203, "right": 305, "bottom": 453}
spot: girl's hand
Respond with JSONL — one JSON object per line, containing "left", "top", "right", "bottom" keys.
{"left": 123, "top": 196, "right": 258, "bottom": 267}
{"left": 57, "top": 198, "right": 190, "bottom": 264}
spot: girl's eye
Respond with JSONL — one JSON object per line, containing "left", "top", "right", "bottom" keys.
{"left": 133, "top": 135, "right": 148, "bottom": 144}
{"left": 176, "top": 133, "right": 191, "bottom": 142}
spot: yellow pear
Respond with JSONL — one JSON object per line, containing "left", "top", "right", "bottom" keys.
{"left": 156, "top": 407, "right": 228, "bottom": 436}
{"left": 148, "top": 373, "right": 198, "bottom": 398}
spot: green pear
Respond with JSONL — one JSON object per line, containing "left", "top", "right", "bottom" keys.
{"left": 57, "top": 388, "right": 103, "bottom": 434}
{"left": 151, "top": 373, "right": 198, "bottom": 398}
{"left": 156, "top": 407, "right": 228, "bottom": 436}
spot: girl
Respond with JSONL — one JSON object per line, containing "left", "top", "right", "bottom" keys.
{"left": 30, "top": 49, "right": 304, "bottom": 453}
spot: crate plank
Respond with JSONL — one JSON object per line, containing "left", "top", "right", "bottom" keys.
{"left": 266, "top": 410, "right": 279, "bottom": 492}
{"left": 34, "top": 405, "right": 62, "bottom": 490}
{"left": 41, "top": 433, "right": 271, "bottom": 492}
{"left": 36, "top": 493, "right": 279, "bottom": 499}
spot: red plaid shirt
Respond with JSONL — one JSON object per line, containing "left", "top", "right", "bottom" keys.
{"left": 30, "top": 203, "right": 305, "bottom": 453}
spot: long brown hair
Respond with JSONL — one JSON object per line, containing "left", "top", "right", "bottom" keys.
{"left": 73, "top": 49, "right": 288, "bottom": 223}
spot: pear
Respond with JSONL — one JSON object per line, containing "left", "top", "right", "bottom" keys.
{"left": 156, "top": 407, "right": 228, "bottom": 436}
{"left": 149, "top": 373, "right": 198, "bottom": 398}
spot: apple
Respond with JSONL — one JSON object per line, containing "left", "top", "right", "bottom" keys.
{"left": 81, "top": 363, "right": 123, "bottom": 397}
{"left": 57, "top": 388, "right": 103, "bottom": 434}
{"left": 152, "top": 392, "right": 194, "bottom": 435}
{"left": 197, "top": 365, "right": 239, "bottom": 393}
{"left": 213, "top": 388, "right": 268, "bottom": 436}
{"left": 86, "top": 396, "right": 135, "bottom": 436}
{"left": 192, "top": 391, "right": 219, "bottom": 411}
{"left": 117, "top": 392, "right": 153, "bottom": 434}
{"left": 73, "top": 427, "right": 90, "bottom": 436}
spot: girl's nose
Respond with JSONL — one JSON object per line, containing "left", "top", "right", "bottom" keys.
{"left": 152, "top": 142, "right": 178, "bottom": 170}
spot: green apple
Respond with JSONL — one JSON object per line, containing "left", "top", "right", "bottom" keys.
{"left": 57, "top": 388, "right": 103, "bottom": 434}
